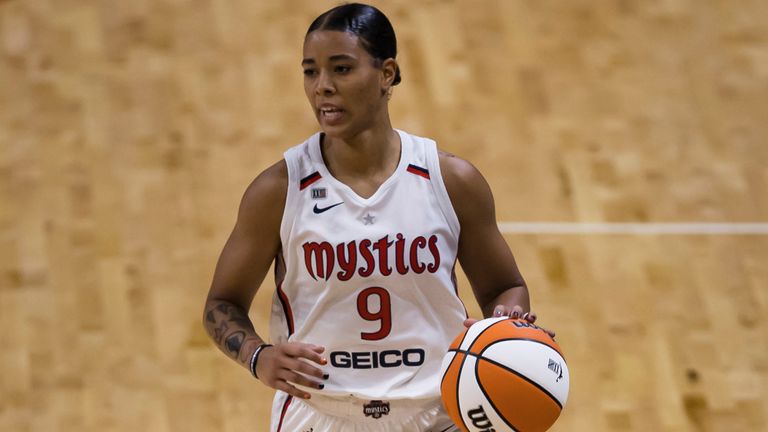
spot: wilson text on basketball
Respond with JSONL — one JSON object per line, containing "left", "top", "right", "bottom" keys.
{"left": 467, "top": 405, "right": 495, "bottom": 431}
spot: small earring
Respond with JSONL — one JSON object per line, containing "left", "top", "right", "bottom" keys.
{"left": 386, "top": 87, "right": 393, "bottom": 100}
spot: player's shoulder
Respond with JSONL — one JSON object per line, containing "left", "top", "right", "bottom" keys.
{"left": 437, "top": 149, "right": 495, "bottom": 226}
{"left": 438, "top": 150, "right": 488, "bottom": 196}
{"left": 240, "top": 160, "right": 288, "bottom": 216}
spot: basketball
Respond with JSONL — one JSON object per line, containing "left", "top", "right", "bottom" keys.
{"left": 440, "top": 317, "right": 570, "bottom": 432}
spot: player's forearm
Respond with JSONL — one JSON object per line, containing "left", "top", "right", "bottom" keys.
{"left": 203, "top": 299, "right": 265, "bottom": 370}
{"left": 481, "top": 285, "right": 530, "bottom": 318}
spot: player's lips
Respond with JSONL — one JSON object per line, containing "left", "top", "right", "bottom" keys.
{"left": 318, "top": 103, "right": 345, "bottom": 124}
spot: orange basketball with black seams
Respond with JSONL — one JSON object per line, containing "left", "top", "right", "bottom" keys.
{"left": 439, "top": 317, "right": 570, "bottom": 432}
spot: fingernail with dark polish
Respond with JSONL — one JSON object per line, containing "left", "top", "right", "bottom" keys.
{"left": 323, "top": 373, "right": 329, "bottom": 380}
{"left": 318, "top": 384, "right": 324, "bottom": 390}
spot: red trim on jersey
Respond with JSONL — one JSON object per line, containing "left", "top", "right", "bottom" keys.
{"left": 451, "top": 259, "right": 468, "bottom": 318}
{"left": 407, "top": 164, "right": 431, "bottom": 179}
{"left": 276, "top": 283, "right": 295, "bottom": 336}
{"left": 276, "top": 395, "right": 293, "bottom": 432}
{"left": 300, "top": 172, "right": 322, "bottom": 190}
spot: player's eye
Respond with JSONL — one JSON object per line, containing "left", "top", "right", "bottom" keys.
{"left": 334, "top": 65, "right": 352, "bottom": 74}
{"left": 303, "top": 68, "right": 317, "bottom": 77}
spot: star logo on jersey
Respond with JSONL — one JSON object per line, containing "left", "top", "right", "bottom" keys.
{"left": 362, "top": 213, "right": 375, "bottom": 225}
{"left": 313, "top": 202, "right": 344, "bottom": 214}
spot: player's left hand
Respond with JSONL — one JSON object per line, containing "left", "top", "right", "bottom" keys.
{"left": 463, "top": 304, "right": 556, "bottom": 338}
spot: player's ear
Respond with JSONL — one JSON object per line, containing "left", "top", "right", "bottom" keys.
{"left": 380, "top": 58, "right": 398, "bottom": 92}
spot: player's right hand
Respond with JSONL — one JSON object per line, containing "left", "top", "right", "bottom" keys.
{"left": 463, "top": 304, "right": 556, "bottom": 338}
{"left": 255, "top": 342, "right": 328, "bottom": 400}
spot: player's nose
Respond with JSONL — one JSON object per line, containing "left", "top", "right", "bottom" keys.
{"left": 315, "top": 70, "right": 336, "bottom": 96}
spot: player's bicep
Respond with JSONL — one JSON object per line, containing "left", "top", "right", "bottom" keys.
{"left": 207, "top": 162, "right": 287, "bottom": 309}
{"left": 440, "top": 154, "right": 525, "bottom": 307}
{"left": 208, "top": 224, "right": 276, "bottom": 308}
{"left": 459, "top": 222, "right": 525, "bottom": 308}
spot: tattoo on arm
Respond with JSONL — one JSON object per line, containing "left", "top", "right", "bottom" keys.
{"left": 213, "top": 321, "right": 230, "bottom": 344}
{"left": 204, "top": 300, "right": 260, "bottom": 363}
{"left": 225, "top": 331, "right": 245, "bottom": 357}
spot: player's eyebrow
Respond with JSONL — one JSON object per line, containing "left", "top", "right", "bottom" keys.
{"left": 302, "top": 54, "right": 358, "bottom": 65}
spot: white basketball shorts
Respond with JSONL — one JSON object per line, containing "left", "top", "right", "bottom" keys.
{"left": 270, "top": 391, "right": 459, "bottom": 432}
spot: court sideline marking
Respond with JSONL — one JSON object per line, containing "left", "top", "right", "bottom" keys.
{"left": 497, "top": 222, "right": 768, "bottom": 235}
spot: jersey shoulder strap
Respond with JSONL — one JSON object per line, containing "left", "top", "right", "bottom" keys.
{"left": 401, "top": 130, "right": 461, "bottom": 237}
{"left": 281, "top": 133, "right": 322, "bottom": 240}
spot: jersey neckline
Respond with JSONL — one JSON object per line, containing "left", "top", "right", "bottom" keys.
{"left": 309, "top": 129, "right": 411, "bottom": 206}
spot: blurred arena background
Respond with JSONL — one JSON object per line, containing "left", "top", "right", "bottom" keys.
{"left": 1, "top": 0, "right": 767, "bottom": 431}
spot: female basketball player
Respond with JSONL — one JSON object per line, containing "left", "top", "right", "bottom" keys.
{"left": 203, "top": 4, "right": 550, "bottom": 431}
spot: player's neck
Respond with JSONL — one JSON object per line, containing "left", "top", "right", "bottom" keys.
{"left": 321, "top": 119, "right": 400, "bottom": 179}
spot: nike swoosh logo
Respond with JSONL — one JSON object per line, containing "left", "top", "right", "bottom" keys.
{"left": 313, "top": 202, "right": 344, "bottom": 214}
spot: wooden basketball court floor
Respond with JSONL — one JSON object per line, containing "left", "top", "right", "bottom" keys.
{"left": 1, "top": 0, "right": 767, "bottom": 431}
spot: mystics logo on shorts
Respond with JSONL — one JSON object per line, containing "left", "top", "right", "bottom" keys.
{"left": 302, "top": 233, "right": 441, "bottom": 281}
{"left": 363, "top": 400, "right": 390, "bottom": 419}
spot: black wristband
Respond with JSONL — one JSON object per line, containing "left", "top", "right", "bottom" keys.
{"left": 249, "top": 343, "right": 273, "bottom": 379}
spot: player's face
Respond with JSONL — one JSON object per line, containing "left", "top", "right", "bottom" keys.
{"left": 302, "top": 30, "right": 389, "bottom": 138}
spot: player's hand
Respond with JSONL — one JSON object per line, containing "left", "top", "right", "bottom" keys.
{"left": 255, "top": 342, "right": 328, "bottom": 400}
{"left": 463, "top": 304, "right": 556, "bottom": 338}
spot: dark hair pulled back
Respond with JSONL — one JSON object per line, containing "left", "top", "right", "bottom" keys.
{"left": 307, "top": 3, "right": 401, "bottom": 86}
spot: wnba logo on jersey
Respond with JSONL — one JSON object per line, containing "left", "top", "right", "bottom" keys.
{"left": 302, "top": 233, "right": 441, "bottom": 281}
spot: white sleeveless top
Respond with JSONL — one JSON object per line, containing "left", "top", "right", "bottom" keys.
{"left": 270, "top": 129, "right": 466, "bottom": 400}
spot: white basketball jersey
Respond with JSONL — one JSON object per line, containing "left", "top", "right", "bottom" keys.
{"left": 271, "top": 129, "right": 467, "bottom": 400}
